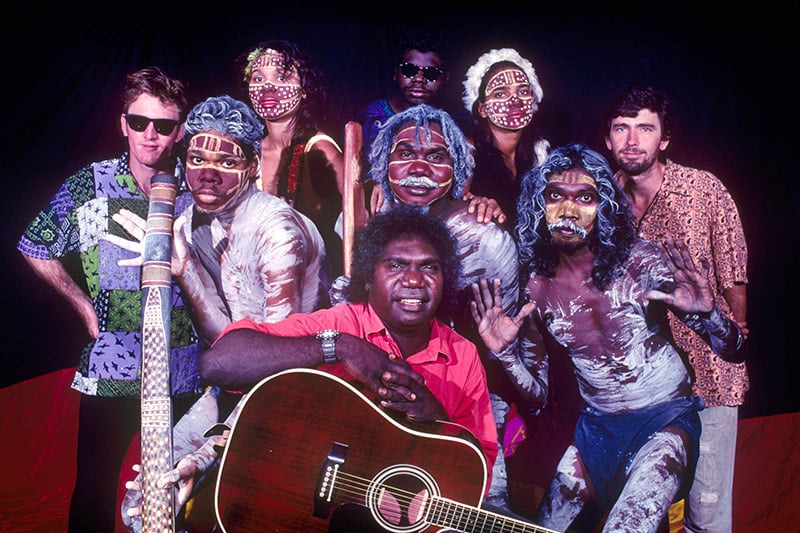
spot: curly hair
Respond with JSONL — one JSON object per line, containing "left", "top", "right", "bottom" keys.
{"left": 347, "top": 205, "right": 461, "bottom": 316}
{"left": 122, "top": 66, "right": 189, "bottom": 120}
{"left": 516, "top": 143, "right": 636, "bottom": 290}
{"left": 236, "top": 39, "right": 327, "bottom": 138}
{"left": 367, "top": 104, "right": 473, "bottom": 203}
{"left": 183, "top": 95, "right": 264, "bottom": 160}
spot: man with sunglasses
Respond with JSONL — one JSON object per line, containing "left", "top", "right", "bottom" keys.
{"left": 357, "top": 32, "right": 463, "bottom": 152}
{"left": 17, "top": 66, "right": 203, "bottom": 532}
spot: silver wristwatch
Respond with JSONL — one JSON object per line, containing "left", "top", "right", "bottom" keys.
{"left": 316, "top": 329, "right": 340, "bottom": 364}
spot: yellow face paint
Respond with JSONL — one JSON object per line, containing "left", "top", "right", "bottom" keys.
{"left": 544, "top": 170, "right": 599, "bottom": 242}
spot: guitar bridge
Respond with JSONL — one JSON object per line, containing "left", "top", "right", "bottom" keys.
{"left": 313, "top": 442, "right": 348, "bottom": 518}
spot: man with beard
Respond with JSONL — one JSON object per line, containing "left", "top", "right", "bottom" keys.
{"left": 605, "top": 85, "right": 749, "bottom": 533}
{"left": 470, "top": 143, "right": 746, "bottom": 532}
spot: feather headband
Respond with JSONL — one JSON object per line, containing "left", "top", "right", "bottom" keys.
{"left": 462, "top": 48, "right": 543, "bottom": 113}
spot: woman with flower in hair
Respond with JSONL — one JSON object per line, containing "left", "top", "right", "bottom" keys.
{"left": 462, "top": 47, "right": 550, "bottom": 231}
{"left": 238, "top": 40, "right": 344, "bottom": 283}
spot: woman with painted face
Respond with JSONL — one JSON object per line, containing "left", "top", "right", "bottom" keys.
{"left": 462, "top": 48, "right": 550, "bottom": 230}
{"left": 237, "top": 40, "right": 345, "bottom": 284}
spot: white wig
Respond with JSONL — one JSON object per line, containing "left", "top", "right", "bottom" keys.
{"left": 462, "top": 48, "right": 543, "bottom": 113}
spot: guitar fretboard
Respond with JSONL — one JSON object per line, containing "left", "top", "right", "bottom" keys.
{"left": 428, "top": 496, "right": 558, "bottom": 533}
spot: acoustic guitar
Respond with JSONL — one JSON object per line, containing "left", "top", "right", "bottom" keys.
{"left": 215, "top": 368, "right": 558, "bottom": 533}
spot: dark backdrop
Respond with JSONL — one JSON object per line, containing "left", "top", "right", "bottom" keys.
{"left": 3, "top": 6, "right": 796, "bottom": 419}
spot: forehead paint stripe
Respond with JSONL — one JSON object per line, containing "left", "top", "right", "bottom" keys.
{"left": 189, "top": 133, "right": 246, "bottom": 159}
{"left": 253, "top": 49, "right": 285, "bottom": 69}
{"left": 549, "top": 170, "right": 597, "bottom": 187}
{"left": 486, "top": 68, "right": 530, "bottom": 92}
{"left": 391, "top": 125, "right": 447, "bottom": 152}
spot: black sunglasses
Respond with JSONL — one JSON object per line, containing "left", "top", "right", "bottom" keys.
{"left": 398, "top": 62, "right": 445, "bottom": 82}
{"left": 124, "top": 114, "right": 180, "bottom": 136}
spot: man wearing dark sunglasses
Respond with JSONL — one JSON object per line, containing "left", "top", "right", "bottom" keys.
{"left": 17, "top": 66, "right": 203, "bottom": 532}
{"left": 357, "top": 32, "right": 460, "bottom": 152}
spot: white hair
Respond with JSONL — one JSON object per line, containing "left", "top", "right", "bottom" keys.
{"left": 462, "top": 48, "right": 543, "bottom": 113}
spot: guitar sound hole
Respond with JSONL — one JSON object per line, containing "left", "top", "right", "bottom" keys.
{"left": 365, "top": 465, "right": 439, "bottom": 532}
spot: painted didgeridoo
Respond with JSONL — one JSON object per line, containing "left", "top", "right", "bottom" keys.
{"left": 139, "top": 173, "right": 178, "bottom": 533}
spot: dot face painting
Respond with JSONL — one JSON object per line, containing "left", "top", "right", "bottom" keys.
{"left": 248, "top": 49, "right": 304, "bottom": 120}
{"left": 482, "top": 66, "right": 534, "bottom": 130}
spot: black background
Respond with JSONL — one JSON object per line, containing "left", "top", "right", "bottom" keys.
{"left": 3, "top": 5, "right": 796, "bottom": 419}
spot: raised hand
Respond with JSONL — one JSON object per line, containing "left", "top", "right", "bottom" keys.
{"left": 105, "top": 208, "right": 148, "bottom": 267}
{"left": 103, "top": 209, "right": 189, "bottom": 275}
{"left": 644, "top": 237, "right": 715, "bottom": 314}
{"left": 470, "top": 278, "right": 535, "bottom": 353}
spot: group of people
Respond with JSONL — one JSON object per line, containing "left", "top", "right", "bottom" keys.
{"left": 18, "top": 30, "right": 749, "bottom": 533}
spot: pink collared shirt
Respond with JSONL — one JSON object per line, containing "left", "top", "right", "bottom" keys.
{"left": 219, "top": 302, "right": 499, "bottom": 480}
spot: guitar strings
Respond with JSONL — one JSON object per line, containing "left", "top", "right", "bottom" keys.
{"left": 328, "top": 470, "right": 553, "bottom": 532}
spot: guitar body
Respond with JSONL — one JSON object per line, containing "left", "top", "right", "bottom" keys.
{"left": 215, "top": 368, "right": 488, "bottom": 533}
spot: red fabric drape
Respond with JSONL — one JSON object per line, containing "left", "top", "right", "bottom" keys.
{"left": 2, "top": 369, "right": 798, "bottom": 531}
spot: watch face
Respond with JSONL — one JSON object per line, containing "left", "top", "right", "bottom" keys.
{"left": 318, "top": 330, "right": 339, "bottom": 341}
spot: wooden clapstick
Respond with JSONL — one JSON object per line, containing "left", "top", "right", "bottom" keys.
{"left": 342, "top": 121, "right": 369, "bottom": 277}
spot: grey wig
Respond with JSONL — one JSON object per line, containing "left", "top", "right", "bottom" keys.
{"left": 367, "top": 104, "right": 474, "bottom": 202}
{"left": 184, "top": 95, "right": 264, "bottom": 159}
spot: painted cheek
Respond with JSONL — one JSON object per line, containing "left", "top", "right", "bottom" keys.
{"left": 274, "top": 84, "right": 302, "bottom": 114}
{"left": 578, "top": 206, "right": 598, "bottom": 233}
{"left": 484, "top": 99, "right": 533, "bottom": 130}
{"left": 544, "top": 203, "right": 560, "bottom": 226}
{"left": 248, "top": 85, "right": 264, "bottom": 114}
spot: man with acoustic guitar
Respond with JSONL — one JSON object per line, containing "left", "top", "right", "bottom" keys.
{"left": 124, "top": 206, "right": 508, "bottom": 531}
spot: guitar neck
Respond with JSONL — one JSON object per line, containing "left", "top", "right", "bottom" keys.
{"left": 427, "top": 496, "right": 559, "bottom": 533}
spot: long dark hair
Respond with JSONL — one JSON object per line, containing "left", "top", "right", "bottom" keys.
{"left": 236, "top": 39, "right": 327, "bottom": 141}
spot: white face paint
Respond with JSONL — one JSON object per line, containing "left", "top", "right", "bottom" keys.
{"left": 247, "top": 49, "right": 304, "bottom": 121}
{"left": 387, "top": 123, "right": 454, "bottom": 206}
{"left": 481, "top": 66, "right": 535, "bottom": 130}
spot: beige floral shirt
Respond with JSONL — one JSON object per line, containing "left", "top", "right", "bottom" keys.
{"left": 616, "top": 160, "right": 749, "bottom": 407}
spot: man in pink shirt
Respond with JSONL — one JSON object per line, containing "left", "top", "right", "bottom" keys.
{"left": 203, "top": 205, "right": 497, "bottom": 472}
